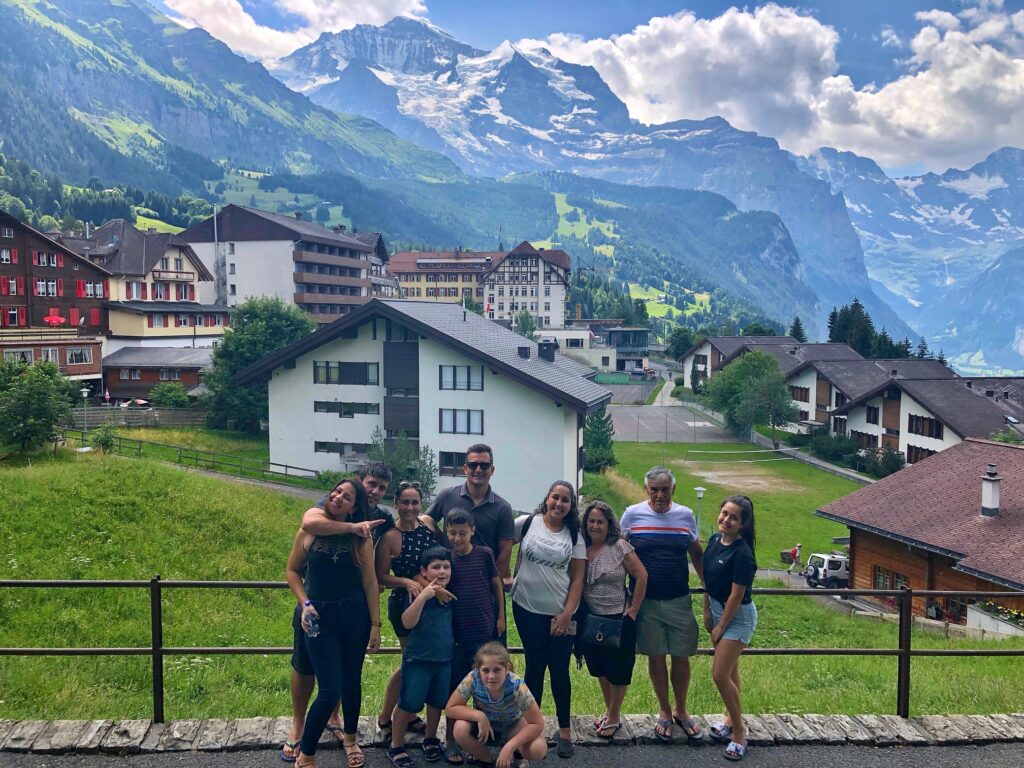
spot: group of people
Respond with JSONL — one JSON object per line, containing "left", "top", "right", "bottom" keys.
{"left": 283, "top": 444, "right": 759, "bottom": 767}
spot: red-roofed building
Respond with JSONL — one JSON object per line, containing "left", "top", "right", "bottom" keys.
{"left": 818, "top": 439, "right": 1024, "bottom": 625}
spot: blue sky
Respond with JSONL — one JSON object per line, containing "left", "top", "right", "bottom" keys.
{"left": 152, "top": 1, "right": 1024, "bottom": 173}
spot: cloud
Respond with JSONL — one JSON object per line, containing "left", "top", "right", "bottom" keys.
{"left": 165, "top": 0, "right": 426, "bottom": 62}
{"left": 524, "top": 2, "right": 1024, "bottom": 171}
{"left": 880, "top": 25, "right": 904, "bottom": 48}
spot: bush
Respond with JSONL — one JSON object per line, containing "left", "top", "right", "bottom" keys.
{"left": 315, "top": 469, "right": 349, "bottom": 490}
{"left": 148, "top": 382, "right": 190, "bottom": 409}
{"left": 674, "top": 375, "right": 686, "bottom": 386}
{"left": 90, "top": 422, "right": 117, "bottom": 454}
{"left": 807, "top": 433, "right": 860, "bottom": 465}
{"left": 859, "top": 446, "right": 905, "bottom": 478}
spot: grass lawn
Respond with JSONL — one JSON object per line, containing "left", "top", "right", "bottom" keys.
{"left": 111, "top": 427, "right": 270, "bottom": 462}
{"left": 2, "top": 454, "right": 1023, "bottom": 719}
{"left": 133, "top": 215, "right": 183, "bottom": 234}
{"left": 583, "top": 442, "right": 858, "bottom": 568}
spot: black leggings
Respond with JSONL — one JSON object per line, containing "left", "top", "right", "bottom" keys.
{"left": 512, "top": 601, "right": 574, "bottom": 729}
{"left": 300, "top": 600, "right": 370, "bottom": 756}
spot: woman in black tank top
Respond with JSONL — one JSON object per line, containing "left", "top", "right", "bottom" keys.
{"left": 287, "top": 479, "right": 382, "bottom": 768}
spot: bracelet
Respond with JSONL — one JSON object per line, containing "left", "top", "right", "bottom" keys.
{"left": 302, "top": 599, "right": 312, "bottom": 607}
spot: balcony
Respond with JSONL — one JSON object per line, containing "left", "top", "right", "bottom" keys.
{"left": 294, "top": 249, "right": 367, "bottom": 270}
{"left": 294, "top": 293, "right": 369, "bottom": 306}
{"left": 151, "top": 270, "right": 195, "bottom": 282}
{"left": 295, "top": 273, "right": 367, "bottom": 289}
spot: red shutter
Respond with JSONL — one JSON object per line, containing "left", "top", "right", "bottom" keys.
{"left": 49, "top": 306, "right": 57, "bottom": 316}
{"left": 69, "top": 307, "right": 80, "bottom": 326}
{"left": 76, "top": 280, "right": 85, "bottom": 297}
{"left": 89, "top": 308, "right": 100, "bottom": 326}
{"left": 147, "top": 314, "right": 154, "bottom": 328}
{"left": 151, "top": 283, "right": 156, "bottom": 299}
{"left": 17, "top": 307, "right": 25, "bottom": 326}
{"left": 188, "top": 284, "right": 195, "bottom": 301}
{"left": 16, "top": 277, "right": 24, "bottom": 296}
{"left": 10, "top": 249, "right": 17, "bottom": 264}
{"left": 57, "top": 253, "right": 64, "bottom": 267}
{"left": 0, "top": 280, "right": 6, "bottom": 296}
{"left": 32, "top": 250, "right": 38, "bottom": 265}
{"left": 33, "top": 280, "right": 40, "bottom": 296}
{"left": 57, "top": 280, "right": 63, "bottom": 297}
{"left": 103, "top": 279, "right": 109, "bottom": 299}
{"left": 141, "top": 282, "right": 148, "bottom": 300}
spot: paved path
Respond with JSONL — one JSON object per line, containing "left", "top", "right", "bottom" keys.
{"left": 6, "top": 743, "right": 1024, "bottom": 768}
{"left": 610, "top": 405, "right": 732, "bottom": 443}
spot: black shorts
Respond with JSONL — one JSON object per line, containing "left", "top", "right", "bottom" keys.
{"left": 290, "top": 603, "right": 314, "bottom": 676}
{"left": 580, "top": 614, "right": 637, "bottom": 686}
{"left": 388, "top": 591, "right": 412, "bottom": 639}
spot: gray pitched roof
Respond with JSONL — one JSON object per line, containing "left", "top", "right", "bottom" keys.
{"left": 105, "top": 300, "right": 230, "bottom": 314}
{"left": 809, "top": 358, "right": 958, "bottom": 401}
{"left": 234, "top": 299, "right": 612, "bottom": 413}
{"left": 732, "top": 342, "right": 863, "bottom": 376}
{"left": 896, "top": 378, "right": 1024, "bottom": 439}
{"left": 60, "top": 219, "right": 211, "bottom": 280}
{"left": 102, "top": 347, "right": 214, "bottom": 368}
{"left": 680, "top": 335, "right": 797, "bottom": 362}
{"left": 181, "top": 205, "right": 374, "bottom": 252}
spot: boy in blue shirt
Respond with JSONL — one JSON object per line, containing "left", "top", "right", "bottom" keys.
{"left": 389, "top": 546, "right": 456, "bottom": 768}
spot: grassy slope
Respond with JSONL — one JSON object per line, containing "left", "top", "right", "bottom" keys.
{"left": 628, "top": 282, "right": 710, "bottom": 318}
{"left": 211, "top": 170, "right": 352, "bottom": 230}
{"left": 133, "top": 215, "right": 182, "bottom": 234}
{"left": 2, "top": 453, "right": 1022, "bottom": 718}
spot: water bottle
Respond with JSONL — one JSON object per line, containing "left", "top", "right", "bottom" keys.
{"left": 303, "top": 601, "right": 319, "bottom": 638}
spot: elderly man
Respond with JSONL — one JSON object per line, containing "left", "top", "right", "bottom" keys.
{"left": 620, "top": 466, "right": 704, "bottom": 743}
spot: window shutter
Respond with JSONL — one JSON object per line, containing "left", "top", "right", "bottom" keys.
{"left": 89, "top": 308, "right": 100, "bottom": 326}
{"left": 17, "top": 307, "right": 25, "bottom": 326}
{"left": 57, "top": 279, "right": 63, "bottom": 297}
{"left": 32, "top": 250, "right": 38, "bottom": 265}
{"left": 49, "top": 306, "right": 57, "bottom": 316}
{"left": 151, "top": 283, "right": 156, "bottom": 299}
{"left": 188, "top": 284, "right": 195, "bottom": 301}
{"left": 175, "top": 284, "right": 181, "bottom": 301}
{"left": 10, "top": 249, "right": 17, "bottom": 264}
{"left": 141, "top": 282, "right": 148, "bottom": 300}
{"left": 33, "top": 280, "right": 39, "bottom": 296}
{"left": 58, "top": 253, "right": 64, "bottom": 267}
{"left": 0, "top": 280, "right": 6, "bottom": 296}
{"left": 76, "top": 279, "right": 85, "bottom": 297}
{"left": 16, "top": 277, "right": 24, "bottom": 295}
{"left": 69, "top": 307, "right": 80, "bottom": 325}
{"left": 103, "top": 280, "right": 109, "bottom": 299}
{"left": 147, "top": 314, "right": 154, "bottom": 328}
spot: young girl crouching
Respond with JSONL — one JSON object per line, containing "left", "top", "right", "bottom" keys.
{"left": 444, "top": 642, "right": 548, "bottom": 768}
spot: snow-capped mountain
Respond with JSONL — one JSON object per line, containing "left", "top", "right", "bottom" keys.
{"left": 272, "top": 18, "right": 912, "bottom": 341}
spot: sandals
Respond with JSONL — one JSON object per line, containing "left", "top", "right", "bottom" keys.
{"left": 423, "top": 738, "right": 443, "bottom": 763}
{"left": 444, "top": 741, "right": 465, "bottom": 765}
{"left": 724, "top": 740, "right": 747, "bottom": 761}
{"left": 379, "top": 717, "right": 428, "bottom": 735}
{"left": 653, "top": 718, "right": 673, "bottom": 742}
{"left": 280, "top": 739, "right": 300, "bottom": 763}
{"left": 555, "top": 734, "right": 574, "bottom": 758}
{"left": 595, "top": 720, "right": 622, "bottom": 739}
{"left": 388, "top": 747, "right": 415, "bottom": 768}
{"left": 673, "top": 716, "right": 703, "bottom": 740}
{"left": 345, "top": 742, "right": 366, "bottom": 768}
{"left": 326, "top": 724, "right": 345, "bottom": 743}
{"left": 709, "top": 722, "right": 733, "bottom": 743}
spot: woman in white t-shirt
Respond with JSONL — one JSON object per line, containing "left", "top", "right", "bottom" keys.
{"left": 510, "top": 480, "right": 586, "bottom": 758}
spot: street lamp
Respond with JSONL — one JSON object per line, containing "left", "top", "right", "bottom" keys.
{"left": 694, "top": 486, "right": 707, "bottom": 536}
{"left": 79, "top": 386, "right": 90, "bottom": 445}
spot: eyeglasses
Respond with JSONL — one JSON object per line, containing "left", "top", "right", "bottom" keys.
{"left": 466, "top": 462, "right": 492, "bottom": 471}
{"left": 398, "top": 481, "right": 421, "bottom": 490}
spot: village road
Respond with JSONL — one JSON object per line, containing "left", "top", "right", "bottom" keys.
{"left": 5, "top": 743, "right": 1021, "bottom": 768}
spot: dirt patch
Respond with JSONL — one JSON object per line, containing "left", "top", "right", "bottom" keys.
{"left": 678, "top": 461, "right": 806, "bottom": 493}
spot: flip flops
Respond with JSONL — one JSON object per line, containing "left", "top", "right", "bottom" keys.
{"left": 653, "top": 718, "right": 673, "bottom": 742}
{"left": 724, "top": 740, "right": 747, "bottom": 761}
{"left": 595, "top": 720, "right": 623, "bottom": 739}
{"left": 673, "top": 716, "right": 703, "bottom": 740}
{"left": 280, "top": 739, "right": 300, "bottom": 763}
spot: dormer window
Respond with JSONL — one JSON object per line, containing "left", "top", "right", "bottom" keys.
{"left": 174, "top": 257, "right": 183, "bottom": 271}
{"left": 160, "top": 257, "right": 169, "bottom": 270}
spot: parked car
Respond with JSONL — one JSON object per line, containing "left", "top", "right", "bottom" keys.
{"left": 804, "top": 552, "right": 850, "bottom": 589}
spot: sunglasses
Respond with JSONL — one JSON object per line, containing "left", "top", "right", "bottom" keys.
{"left": 398, "top": 481, "right": 421, "bottom": 490}
{"left": 466, "top": 461, "right": 492, "bottom": 471}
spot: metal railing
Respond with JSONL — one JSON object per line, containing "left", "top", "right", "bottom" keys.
{"left": 1, "top": 582, "right": 1022, "bottom": 723}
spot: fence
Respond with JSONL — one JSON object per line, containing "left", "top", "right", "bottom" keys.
{"left": 69, "top": 407, "right": 208, "bottom": 430}
{"left": 1, "top": 582, "right": 1022, "bottom": 723}
{"left": 63, "top": 429, "right": 320, "bottom": 485}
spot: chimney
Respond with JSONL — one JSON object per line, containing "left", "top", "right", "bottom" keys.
{"left": 981, "top": 463, "right": 1001, "bottom": 518}
{"left": 966, "top": 380, "right": 973, "bottom": 389}
{"left": 789, "top": 347, "right": 798, "bottom": 355}
{"left": 294, "top": 211, "right": 303, "bottom": 220}
{"left": 538, "top": 336, "right": 558, "bottom": 362}
{"left": 518, "top": 346, "right": 531, "bottom": 359}
{"left": 890, "top": 368, "right": 898, "bottom": 376}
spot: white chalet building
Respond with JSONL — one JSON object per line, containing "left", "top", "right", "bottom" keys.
{"left": 235, "top": 299, "right": 611, "bottom": 511}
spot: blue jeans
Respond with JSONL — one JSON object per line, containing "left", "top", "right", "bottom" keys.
{"left": 300, "top": 598, "right": 370, "bottom": 756}
{"left": 512, "top": 602, "right": 574, "bottom": 728}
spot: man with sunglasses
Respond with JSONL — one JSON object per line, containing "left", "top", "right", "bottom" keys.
{"left": 427, "top": 444, "right": 514, "bottom": 589}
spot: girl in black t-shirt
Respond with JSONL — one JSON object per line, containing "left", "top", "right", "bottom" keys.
{"left": 702, "top": 495, "right": 757, "bottom": 762}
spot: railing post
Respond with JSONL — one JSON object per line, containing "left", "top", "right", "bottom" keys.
{"left": 150, "top": 574, "right": 165, "bottom": 723}
{"left": 896, "top": 586, "right": 913, "bottom": 717}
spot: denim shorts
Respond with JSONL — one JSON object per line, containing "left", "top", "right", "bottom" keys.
{"left": 399, "top": 658, "right": 452, "bottom": 713}
{"left": 709, "top": 598, "right": 757, "bottom": 645}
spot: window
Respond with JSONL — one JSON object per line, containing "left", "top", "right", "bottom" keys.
{"left": 799, "top": 409, "right": 809, "bottom": 421}
{"left": 152, "top": 282, "right": 168, "bottom": 300}
{"left": 229, "top": 284, "right": 236, "bottom": 296}
{"left": 906, "top": 445, "right": 937, "bottom": 464}
{"left": 46, "top": 280, "right": 57, "bottom": 297}
{"left": 832, "top": 416, "right": 847, "bottom": 435}
{"left": 151, "top": 314, "right": 167, "bottom": 328}
{"left": 314, "top": 441, "right": 369, "bottom": 454}
{"left": 866, "top": 405, "right": 879, "bottom": 425}
{"left": 439, "top": 408, "right": 484, "bottom": 434}
{"left": 314, "top": 401, "right": 380, "bottom": 417}
{"left": 160, "top": 257, "right": 169, "bottom": 270}
{"left": 908, "top": 414, "right": 944, "bottom": 440}
{"left": 6, "top": 278, "right": 15, "bottom": 295}
{"left": 566, "top": 338, "right": 584, "bottom": 348}
{"left": 40, "top": 348, "right": 58, "bottom": 363}
{"left": 544, "top": 302, "right": 550, "bottom": 311}
{"left": 834, "top": 392, "right": 848, "bottom": 408}
{"left": 174, "top": 258, "right": 183, "bottom": 271}
{"left": 131, "top": 369, "right": 141, "bottom": 380}
{"left": 789, "top": 385, "right": 810, "bottom": 403}
{"left": 4, "top": 349, "right": 33, "bottom": 364}
{"left": 1, "top": 227, "right": 13, "bottom": 238}
{"left": 66, "top": 348, "right": 93, "bottom": 365}
{"left": 229, "top": 263, "right": 236, "bottom": 274}
{"left": 159, "top": 368, "right": 181, "bottom": 380}
{"left": 0, "top": 249, "right": 9, "bottom": 263}
{"left": 178, "top": 314, "right": 189, "bottom": 327}
{"left": 439, "top": 451, "right": 467, "bottom": 476}
{"left": 850, "top": 430, "right": 879, "bottom": 450}
{"left": 36, "top": 279, "right": 46, "bottom": 296}
{"left": 313, "top": 361, "right": 379, "bottom": 385}
{"left": 228, "top": 243, "right": 236, "bottom": 255}
{"left": 544, "top": 286, "right": 550, "bottom": 296}
{"left": 439, "top": 365, "right": 484, "bottom": 391}
{"left": 601, "top": 356, "right": 610, "bottom": 367}
{"left": 694, "top": 354, "right": 708, "bottom": 365}
{"left": 120, "top": 368, "right": 130, "bottom": 380}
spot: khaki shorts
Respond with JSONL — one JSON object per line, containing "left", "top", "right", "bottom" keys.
{"left": 635, "top": 594, "right": 699, "bottom": 657}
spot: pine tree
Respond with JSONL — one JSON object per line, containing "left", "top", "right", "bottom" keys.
{"left": 916, "top": 337, "right": 930, "bottom": 359}
{"left": 827, "top": 307, "right": 839, "bottom": 342}
{"left": 583, "top": 407, "right": 616, "bottom": 471}
{"left": 788, "top": 316, "right": 807, "bottom": 343}
{"left": 690, "top": 358, "right": 704, "bottom": 394}
{"left": 937, "top": 349, "right": 948, "bottom": 366}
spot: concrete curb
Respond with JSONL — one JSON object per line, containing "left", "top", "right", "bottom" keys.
{"left": 3, "top": 714, "right": 1024, "bottom": 754}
